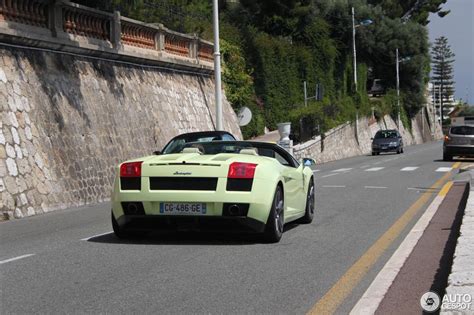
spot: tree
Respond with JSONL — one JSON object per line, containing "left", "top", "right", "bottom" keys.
{"left": 367, "top": 0, "right": 449, "bottom": 25}
{"left": 431, "top": 36, "right": 455, "bottom": 123}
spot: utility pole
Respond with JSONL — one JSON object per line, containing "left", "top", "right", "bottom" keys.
{"left": 352, "top": 7, "right": 357, "bottom": 92}
{"left": 438, "top": 85, "right": 442, "bottom": 124}
{"left": 440, "top": 76, "right": 444, "bottom": 126}
{"left": 212, "top": 0, "right": 223, "bottom": 130}
{"left": 396, "top": 48, "right": 401, "bottom": 129}
{"left": 304, "top": 81, "right": 308, "bottom": 107}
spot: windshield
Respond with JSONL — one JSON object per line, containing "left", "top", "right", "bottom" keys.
{"left": 374, "top": 131, "right": 398, "bottom": 139}
{"left": 162, "top": 134, "right": 234, "bottom": 154}
{"left": 450, "top": 126, "right": 474, "bottom": 136}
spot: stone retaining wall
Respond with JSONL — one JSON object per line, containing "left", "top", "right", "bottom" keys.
{"left": 293, "top": 113, "right": 443, "bottom": 163}
{"left": 0, "top": 47, "right": 241, "bottom": 219}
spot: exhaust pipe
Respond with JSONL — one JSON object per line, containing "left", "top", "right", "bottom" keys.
{"left": 228, "top": 204, "right": 240, "bottom": 216}
{"left": 127, "top": 203, "right": 138, "bottom": 214}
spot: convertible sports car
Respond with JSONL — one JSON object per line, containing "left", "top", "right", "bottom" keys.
{"left": 111, "top": 140, "right": 316, "bottom": 242}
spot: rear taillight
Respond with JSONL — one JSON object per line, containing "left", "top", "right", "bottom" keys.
{"left": 444, "top": 135, "right": 450, "bottom": 143}
{"left": 120, "top": 161, "right": 143, "bottom": 177}
{"left": 228, "top": 162, "right": 257, "bottom": 179}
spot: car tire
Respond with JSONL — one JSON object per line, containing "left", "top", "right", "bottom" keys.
{"left": 443, "top": 152, "right": 453, "bottom": 161}
{"left": 263, "top": 185, "right": 284, "bottom": 243}
{"left": 401, "top": 147, "right": 404, "bottom": 154}
{"left": 372, "top": 152, "right": 376, "bottom": 156}
{"left": 396, "top": 148, "right": 401, "bottom": 154}
{"left": 299, "top": 179, "right": 315, "bottom": 224}
{"left": 112, "top": 211, "right": 129, "bottom": 239}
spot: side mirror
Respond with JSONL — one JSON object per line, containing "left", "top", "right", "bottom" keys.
{"left": 153, "top": 150, "right": 161, "bottom": 155}
{"left": 302, "top": 158, "right": 316, "bottom": 166}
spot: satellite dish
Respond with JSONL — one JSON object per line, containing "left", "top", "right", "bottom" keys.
{"left": 237, "top": 107, "right": 252, "bottom": 126}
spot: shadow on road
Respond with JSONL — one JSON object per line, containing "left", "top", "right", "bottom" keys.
{"left": 433, "top": 157, "right": 474, "bottom": 163}
{"left": 86, "top": 223, "right": 299, "bottom": 246}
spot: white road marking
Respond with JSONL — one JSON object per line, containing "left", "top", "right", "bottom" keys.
{"left": 400, "top": 166, "right": 419, "bottom": 171}
{"left": 320, "top": 171, "right": 351, "bottom": 178}
{"left": 312, "top": 169, "right": 321, "bottom": 173}
{"left": 81, "top": 231, "right": 114, "bottom": 241}
{"left": 365, "top": 167, "right": 385, "bottom": 172}
{"left": 364, "top": 186, "right": 388, "bottom": 189}
{"left": 332, "top": 168, "right": 352, "bottom": 172}
{"left": 436, "top": 167, "right": 452, "bottom": 172}
{"left": 322, "top": 185, "right": 346, "bottom": 188}
{"left": 407, "top": 187, "right": 438, "bottom": 192}
{"left": 0, "top": 254, "right": 35, "bottom": 265}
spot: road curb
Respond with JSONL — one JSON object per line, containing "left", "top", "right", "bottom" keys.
{"left": 441, "top": 170, "right": 474, "bottom": 314}
{"left": 350, "top": 181, "right": 453, "bottom": 314}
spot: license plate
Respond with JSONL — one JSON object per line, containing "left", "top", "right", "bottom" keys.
{"left": 160, "top": 203, "right": 207, "bottom": 215}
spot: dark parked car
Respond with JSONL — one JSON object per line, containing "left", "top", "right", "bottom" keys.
{"left": 371, "top": 130, "right": 404, "bottom": 155}
{"left": 156, "top": 131, "right": 236, "bottom": 155}
{"left": 443, "top": 125, "right": 474, "bottom": 161}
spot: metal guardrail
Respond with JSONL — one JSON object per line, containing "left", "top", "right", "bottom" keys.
{"left": 0, "top": 0, "right": 214, "bottom": 64}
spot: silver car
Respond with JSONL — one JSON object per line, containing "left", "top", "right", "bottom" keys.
{"left": 443, "top": 125, "right": 474, "bottom": 161}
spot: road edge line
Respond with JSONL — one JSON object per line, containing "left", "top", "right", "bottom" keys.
{"left": 349, "top": 181, "right": 453, "bottom": 315}
{"left": 80, "top": 231, "right": 113, "bottom": 241}
{"left": 0, "top": 253, "right": 35, "bottom": 265}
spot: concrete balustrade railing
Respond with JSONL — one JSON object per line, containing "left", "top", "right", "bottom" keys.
{"left": 62, "top": 4, "right": 111, "bottom": 41}
{"left": 0, "top": 0, "right": 48, "bottom": 27}
{"left": 0, "top": 0, "right": 214, "bottom": 72}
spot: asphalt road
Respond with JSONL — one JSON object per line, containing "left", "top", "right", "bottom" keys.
{"left": 0, "top": 141, "right": 464, "bottom": 314}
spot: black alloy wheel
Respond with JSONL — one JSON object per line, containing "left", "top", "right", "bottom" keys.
{"left": 263, "top": 185, "right": 284, "bottom": 243}
{"left": 112, "top": 211, "right": 129, "bottom": 239}
{"left": 299, "top": 179, "right": 315, "bottom": 224}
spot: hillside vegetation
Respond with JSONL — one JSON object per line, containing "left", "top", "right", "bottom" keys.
{"left": 77, "top": 0, "right": 448, "bottom": 139}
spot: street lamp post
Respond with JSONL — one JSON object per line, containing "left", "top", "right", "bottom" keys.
{"left": 352, "top": 7, "right": 358, "bottom": 91}
{"left": 396, "top": 48, "right": 400, "bottom": 129}
{"left": 395, "top": 49, "right": 411, "bottom": 130}
{"left": 351, "top": 8, "right": 373, "bottom": 92}
{"left": 212, "top": 0, "right": 223, "bottom": 131}
{"left": 351, "top": 7, "right": 372, "bottom": 136}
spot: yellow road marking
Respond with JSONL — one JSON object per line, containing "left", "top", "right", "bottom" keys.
{"left": 307, "top": 163, "right": 460, "bottom": 315}
{"left": 439, "top": 181, "right": 453, "bottom": 197}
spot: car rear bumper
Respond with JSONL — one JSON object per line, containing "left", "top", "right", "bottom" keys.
{"left": 116, "top": 214, "right": 266, "bottom": 233}
{"left": 111, "top": 177, "right": 277, "bottom": 229}
{"left": 444, "top": 145, "right": 474, "bottom": 156}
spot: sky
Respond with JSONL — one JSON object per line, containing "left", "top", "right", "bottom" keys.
{"left": 428, "top": 0, "right": 474, "bottom": 105}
